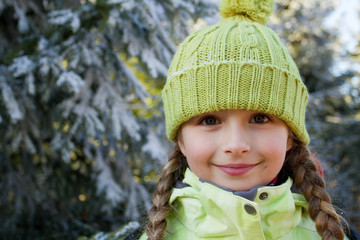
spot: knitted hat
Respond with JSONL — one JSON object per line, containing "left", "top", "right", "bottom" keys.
{"left": 162, "top": 0, "right": 310, "bottom": 144}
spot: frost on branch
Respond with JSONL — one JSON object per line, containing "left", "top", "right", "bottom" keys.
{"left": 9, "top": 56, "right": 36, "bottom": 77}
{"left": 93, "top": 152, "right": 125, "bottom": 209}
{"left": 48, "top": 9, "right": 80, "bottom": 32}
{"left": 50, "top": 132, "right": 76, "bottom": 163}
{"left": 25, "top": 73, "right": 35, "bottom": 95}
{"left": 111, "top": 102, "right": 141, "bottom": 141}
{"left": 0, "top": 83, "right": 24, "bottom": 123}
{"left": 0, "top": 69, "right": 23, "bottom": 123}
{"left": 56, "top": 71, "right": 85, "bottom": 94}
{"left": 142, "top": 129, "right": 168, "bottom": 163}
{"left": 80, "top": 221, "right": 140, "bottom": 240}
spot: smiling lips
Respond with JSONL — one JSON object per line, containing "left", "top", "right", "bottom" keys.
{"left": 216, "top": 163, "right": 258, "bottom": 176}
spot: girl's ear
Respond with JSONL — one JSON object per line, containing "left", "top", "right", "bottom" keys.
{"left": 286, "top": 135, "right": 293, "bottom": 151}
{"left": 177, "top": 132, "right": 186, "bottom": 157}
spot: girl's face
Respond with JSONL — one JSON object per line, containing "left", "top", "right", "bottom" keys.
{"left": 177, "top": 109, "right": 292, "bottom": 191}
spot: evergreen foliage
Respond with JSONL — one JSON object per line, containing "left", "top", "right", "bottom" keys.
{"left": 0, "top": 0, "right": 217, "bottom": 239}
{"left": 0, "top": 0, "right": 359, "bottom": 239}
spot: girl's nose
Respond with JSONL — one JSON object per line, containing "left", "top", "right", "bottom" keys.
{"left": 223, "top": 124, "right": 251, "bottom": 155}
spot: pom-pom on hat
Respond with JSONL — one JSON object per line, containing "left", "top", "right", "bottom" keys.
{"left": 162, "top": 0, "right": 310, "bottom": 144}
{"left": 219, "top": 0, "right": 274, "bottom": 24}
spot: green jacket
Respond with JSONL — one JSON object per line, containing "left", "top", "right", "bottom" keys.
{"left": 140, "top": 169, "right": 347, "bottom": 240}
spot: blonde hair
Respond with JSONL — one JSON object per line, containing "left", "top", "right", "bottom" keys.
{"left": 145, "top": 145, "right": 185, "bottom": 240}
{"left": 145, "top": 138, "right": 345, "bottom": 240}
{"left": 282, "top": 136, "right": 345, "bottom": 240}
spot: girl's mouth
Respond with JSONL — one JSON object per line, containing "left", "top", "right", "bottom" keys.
{"left": 215, "top": 163, "right": 258, "bottom": 176}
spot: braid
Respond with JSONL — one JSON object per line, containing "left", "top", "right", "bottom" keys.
{"left": 285, "top": 137, "right": 345, "bottom": 240}
{"left": 145, "top": 144, "right": 186, "bottom": 240}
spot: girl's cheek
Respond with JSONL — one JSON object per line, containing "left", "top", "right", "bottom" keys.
{"left": 182, "top": 138, "right": 215, "bottom": 163}
{"left": 266, "top": 144, "right": 287, "bottom": 160}
{"left": 256, "top": 129, "right": 288, "bottom": 153}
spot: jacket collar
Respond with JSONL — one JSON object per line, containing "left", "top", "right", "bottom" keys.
{"left": 168, "top": 168, "right": 309, "bottom": 239}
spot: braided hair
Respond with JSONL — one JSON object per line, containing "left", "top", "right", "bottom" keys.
{"left": 281, "top": 135, "right": 345, "bottom": 240}
{"left": 145, "top": 145, "right": 186, "bottom": 240}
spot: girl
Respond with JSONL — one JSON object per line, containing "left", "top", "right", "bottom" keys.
{"left": 140, "top": 0, "right": 349, "bottom": 239}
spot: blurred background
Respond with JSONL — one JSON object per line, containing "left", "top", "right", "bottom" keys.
{"left": 0, "top": 0, "right": 359, "bottom": 239}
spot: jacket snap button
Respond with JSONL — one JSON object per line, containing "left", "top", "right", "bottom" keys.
{"left": 259, "top": 192, "right": 268, "bottom": 200}
{"left": 244, "top": 204, "right": 257, "bottom": 215}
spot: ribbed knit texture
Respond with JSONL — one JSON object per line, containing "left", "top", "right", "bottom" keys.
{"left": 162, "top": 0, "right": 309, "bottom": 144}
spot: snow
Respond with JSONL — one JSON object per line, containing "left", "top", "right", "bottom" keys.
{"left": 95, "top": 154, "right": 125, "bottom": 206}
{"left": 118, "top": 107, "right": 141, "bottom": 141}
{"left": 107, "top": 0, "right": 126, "bottom": 4}
{"left": 37, "top": 37, "right": 49, "bottom": 51}
{"left": 48, "top": 9, "right": 80, "bottom": 32}
{"left": 9, "top": 56, "right": 36, "bottom": 77}
{"left": 25, "top": 73, "right": 35, "bottom": 95}
{"left": 113, "top": 221, "right": 140, "bottom": 238}
{"left": 70, "top": 15, "right": 80, "bottom": 32}
{"left": 56, "top": 71, "right": 85, "bottom": 94}
{"left": 142, "top": 130, "right": 168, "bottom": 163}
{"left": 48, "top": 9, "right": 74, "bottom": 25}
{"left": 107, "top": 9, "right": 119, "bottom": 28}
{"left": 14, "top": 4, "right": 29, "bottom": 33}
{"left": 71, "top": 104, "right": 105, "bottom": 136}
{"left": 0, "top": 82, "right": 23, "bottom": 123}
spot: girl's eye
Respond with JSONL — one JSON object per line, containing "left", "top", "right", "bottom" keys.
{"left": 201, "top": 116, "right": 218, "bottom": 125}
{"left": 251, "top": 114, "right": 269, "bottom": 124}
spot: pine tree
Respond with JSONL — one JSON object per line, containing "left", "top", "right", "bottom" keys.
{"left": 0, "top": 0, "right": 217, "bottom": 238}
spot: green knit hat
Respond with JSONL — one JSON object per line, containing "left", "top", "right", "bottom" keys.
{"left": 162, "top": 0, "right": 310, "bottom": 144}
